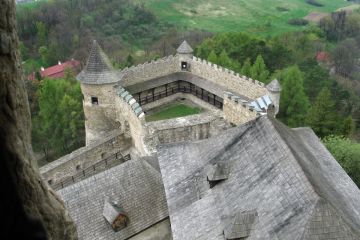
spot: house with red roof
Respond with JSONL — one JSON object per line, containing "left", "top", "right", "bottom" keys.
{"left": 316, "top": 51, "right": 331, "bottom": 63}
{"left": 28, "top": 59, "right": 81, "bottom": 81}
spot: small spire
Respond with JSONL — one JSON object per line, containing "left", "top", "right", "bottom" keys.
{"left": 77, "top": 40, "right": 118, "bottom": 84}
{"left": 266, "top": 79, "right": 281, "bottom": 92}
{"left": 177, "top": 40, "right": 193, "bottom": 54}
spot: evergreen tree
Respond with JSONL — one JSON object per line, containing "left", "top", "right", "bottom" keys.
{"left": 250, "top": 54, "right": 269, "bottom": 83}
{"left": 241, "top": 58, "right": 252, "bottom": 77}
{"left": 218, "top": 50, "right": 233, "bottom": 69}
{"left": 279, "top": 65, "right": 310, "bottom": 127}
{"left": 342, "top": 116, "right": 355, "bottom": 137}
{"left": 207, "top": 50, "right": 218, "bottom": 64}
{"left": 305, "top": 88, "right": 339, "bottom": 138}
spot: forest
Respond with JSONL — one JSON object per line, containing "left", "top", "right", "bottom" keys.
{"left": 17, "top": 0, "right": 360, "bottom": 187}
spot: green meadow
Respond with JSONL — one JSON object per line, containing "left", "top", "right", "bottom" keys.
{"left": 137, "top": 0, "right": 353, "bottom": 36}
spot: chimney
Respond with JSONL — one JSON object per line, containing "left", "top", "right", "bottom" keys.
{"left": 40, "top": 67, "right": 45, "bottom": 71}
{"left": 58, "top": 61, "right": 62, "bottom": 65}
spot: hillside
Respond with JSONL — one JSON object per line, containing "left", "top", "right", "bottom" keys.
{"left": 137, "top": 0, "right": 353, "bottom": 35}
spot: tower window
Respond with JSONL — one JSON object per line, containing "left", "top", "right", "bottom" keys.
{"left": 181, "top": 61, "right": 188, "bottom": 70}
{"left": 91, "top": 96, "right": 98, "bottom": 105}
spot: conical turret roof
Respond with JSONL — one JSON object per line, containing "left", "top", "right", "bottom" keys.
{"left": 266, "top": 79, "right": 281, "bottom": 92}
{"left": 177, "top": 40, "right": 193, "bottom": 54}
{"left": 77, "top": 40, "right": 119, "bottom": 84}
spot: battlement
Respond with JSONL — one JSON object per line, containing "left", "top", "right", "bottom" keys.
{"left": 190, "top": 57, "right": 267, "bottom": 99}
{"left": 224, "top": 91, "right": 261, "bottom": 116}
{"left": 120, "top": 55, "right": 179, "bottom": 86}
{"left": 192, "top": 56, "right": 265, "bottom": 87}
{"left": 116, "top": 86, "right": 145, "bottom": 119}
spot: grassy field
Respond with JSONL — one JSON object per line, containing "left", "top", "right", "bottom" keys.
{"left": 136, "top": 0, "right": 354, "bottom": 36}
{"left": 145, "top": 103, "right": 202, "bottom": 122}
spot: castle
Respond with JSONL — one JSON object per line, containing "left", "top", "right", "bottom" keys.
{"left": 40, "top": 40, "right": 360, "bottom": 240}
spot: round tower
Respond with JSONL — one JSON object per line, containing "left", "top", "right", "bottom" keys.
{"left": 177, "top": 40, "right": 193, "bottom": 71}
{"left": 266, "top": 79, "right": 281, "bottom": 116}
{"left": 77, "top": 40, "right": 120, "bottom": 145}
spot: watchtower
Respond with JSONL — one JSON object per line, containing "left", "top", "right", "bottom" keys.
{"left": 77, "top": 40, "right": 120, "bottom": 145}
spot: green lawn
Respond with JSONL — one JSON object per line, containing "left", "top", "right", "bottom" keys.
{"left": 136, "top": 0, "right": 353, "bottom": 36}
{"left": 145, "top": 103, "right": 202, "bottom": 122}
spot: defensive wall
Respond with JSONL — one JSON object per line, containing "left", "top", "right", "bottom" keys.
{"left": 118, "top": 55, "right": 269, "bottom": 101}
{"left": 223, "top": 92, "right": 260, "bottom": 125}
{"left": 40, "top": 130, "right": 131, "bottom": 185}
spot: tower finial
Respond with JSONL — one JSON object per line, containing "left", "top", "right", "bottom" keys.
{"left": 177, "top": 40, "right": 193, "bottom": 54}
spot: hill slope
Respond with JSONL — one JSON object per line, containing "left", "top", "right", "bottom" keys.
{"left": 137, "top": 0, "right": 353, "bottom": 35}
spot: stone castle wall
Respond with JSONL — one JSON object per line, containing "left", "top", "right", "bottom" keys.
{"left": 120, "top": 55, "right": 179, "bottom": 87}
{"left": 223, "top": 92, "right": 259, "bottom": 125}
{"left": 119, "top": 55, "right": 268, "bottom": 101}
{"left": 190, "top": 57, "right": 267, "bottom": 99}
{"left": 114, "top": 87, "right": 147, "bottom": 155}
{"left": 40, "top": 131, "right": 131, "bottom": 185}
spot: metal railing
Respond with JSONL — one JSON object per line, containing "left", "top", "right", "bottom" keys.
{"left": 136, "top": 81, "right": 223, "bottom": 109}
{"left": 51, "top": 152, "right": 131, "bottom": 191}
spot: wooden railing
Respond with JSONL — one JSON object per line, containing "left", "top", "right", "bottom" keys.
{"left": 135, "top": 80, "right": 223, "bottom": 109}
{"left": 50, "top": 152, "right": 131, "bottom": 191}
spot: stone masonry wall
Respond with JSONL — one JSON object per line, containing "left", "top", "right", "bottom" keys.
{"left": 190, "top": 57, "right": 267, "bottom": 99}
{"left": 114, "top": 90, "right": 147, "bottom": 155}
{"left": 146, "top": 112, "right": 225, "bottom": 149}
{"left": 120, "top": 55, "right": 179, "bottom": 87}
{"left": 40, "top": 131, "right": 131, "bottom": 185}
{"left": 223, "top": 93, "right": 259, "bottom": 125}
{"left": 81, "top": 83, "right": 120, "bottom": 144}
{"left": 119, "top": 55, "right": 268, "bottom": 101}
{"left": 0, "top": 0, "right": 77, "bottom": 237}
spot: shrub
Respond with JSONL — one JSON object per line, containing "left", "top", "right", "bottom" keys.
{"left": 306, "top": 0, "right": 324, "bottom": 7}
{"left": 276, "top": 6, "right": 289, "bottom": 12}
{"left": 288, "top": 18, "right": 309, "bottom": 26}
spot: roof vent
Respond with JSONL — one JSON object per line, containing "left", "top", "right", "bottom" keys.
{"left": 103, "top": 199, "right": 128, "bottom": 232}
{"left": 207, "top": 162, "right": 230, "bottom": 188}
{"left": 224, "top": 210, "right": 258, "bottom": 239}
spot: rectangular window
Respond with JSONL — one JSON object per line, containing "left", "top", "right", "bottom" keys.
{"left": 181, "top": 61, "right": 188, "bottom": 70}
{"left": 91, "top": 96, "right": 98, "bottom": 105}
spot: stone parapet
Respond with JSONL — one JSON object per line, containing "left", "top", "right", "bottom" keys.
{"left": 40, "top": 130, "right": 131, "bottom": 185}
{"left": 190, "top": 57, "right": 267, "bottom": 99}
{"left": 223, "top": 92, "right": 260, "bottom": 125}
{"left": 120, "top": 55, "right": 179, "bottom": 86}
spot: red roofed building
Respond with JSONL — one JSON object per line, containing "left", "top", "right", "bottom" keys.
{"left": 316, "top": 51, "right": 331, "bottom": 63}
{"left": 28, "top": 59, "right": 81, "bottom": 81}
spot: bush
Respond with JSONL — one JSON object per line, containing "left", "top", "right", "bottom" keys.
{"left": 276, "top": 6, "right": 289, "bottom": 12}
{"left": 323, "top": 135, "right": 360, "bottom": 188}
{"left": 288, "top": 18, "right": 309, "bottom": 26}
{"left": 306, "top": 0, "right": 324, "bottom": 7}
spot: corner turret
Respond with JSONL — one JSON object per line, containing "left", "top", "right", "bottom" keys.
{"left": 177, "top": 40, "right": 193, "bottom": 71}
{"left": 78, "top": 40, "right": 120, "bottom": 145}
{"left": 266, "top": 79, "right": 281, "bottom": 115}
{"left": 77, "top": 40, "right": 118, "bottom": 85}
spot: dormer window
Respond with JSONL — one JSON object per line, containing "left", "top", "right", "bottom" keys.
{"left": 223, "top": 210, "right": 258, "bottom": 239}
{"left": 91, "top": 96, "right": 98, "bottom": 105}
{"left": 181, "top": 61, "right": 188, "bottom": 70}
{"left": 207, "top": 162, "right": 229, "bottom": 188}
{"left": 103, "top": 200, "right": 128, "bottom": 232}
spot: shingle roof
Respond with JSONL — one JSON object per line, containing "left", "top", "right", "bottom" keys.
{"left": 177, "top": 40, "right": 193, "bottom": 54}
{"left": 266, "top": 79, "right": 281, "bottom": 92}
{"left": 57, "top": 158, "right": 168, "bottom": 240}
{"left": 77, "top": 40, "right": 119, "bottom": 84}
{"left": 157, "top": 116, "right": 360, "bottom": 240}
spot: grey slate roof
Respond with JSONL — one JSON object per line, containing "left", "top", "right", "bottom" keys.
{"left": 266, "top": 79, "right": 281, "bottom": 92}
{"left": 77, "top": 40, "right": 120, "bottom": 84}
{"left": 157, "top": 116, "right": 360, "bottom": 240}
{"left": 177, "top": 40, "right": 193, "bottom": 54}
{"left": 58, "top": 158, "right": 168, "bottom": 240}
